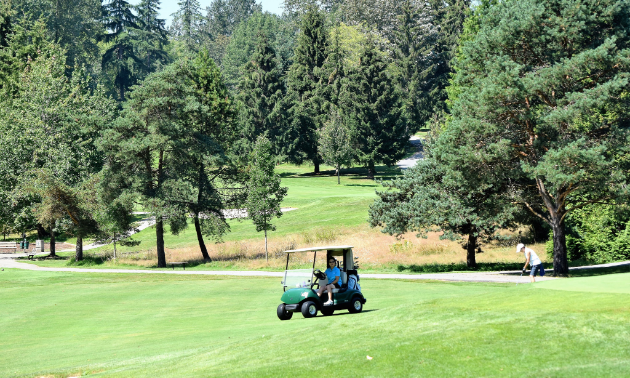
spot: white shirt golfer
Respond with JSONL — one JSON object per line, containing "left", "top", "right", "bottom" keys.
{"left": 516, "top": 243, "right": 542, "bottom": 282}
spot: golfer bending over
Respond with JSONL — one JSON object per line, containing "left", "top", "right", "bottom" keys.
{"left": 317, "top": 257, "right": 341, "bottom": 306}
{"left": 517, "top": 243, "right": 543, "bottom": 282}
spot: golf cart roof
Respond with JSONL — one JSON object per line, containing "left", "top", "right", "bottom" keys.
{"left": 284, "top": 246, "right": 353, "bottom": 253}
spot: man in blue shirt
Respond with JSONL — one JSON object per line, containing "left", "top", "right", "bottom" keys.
{"left": 317, "top": 257, "right": 341, "bottom": 306}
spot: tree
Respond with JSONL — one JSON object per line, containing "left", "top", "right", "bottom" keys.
{"left": 183, "top": 50, "right": 244, "bottom": 261}
{"left": 170, "top": 0, "right": 204, "bottom": 53}
{"left": 426, "top": 0, "right": 470, "bottom": 116}
{"left": 284, "top": 6, "right": 328, "bottom": 173}
{"left": 102, "top": 0, "right": 142, "bottom": 101}
{"left": 99, "top": 61, "right": 197, "bottom": 268}
{"left": 221, "top": 11, "right": 281, "bottom": 89}
{"left": 246, "top": 136, "right": 288, "bottom": 261}
{"left": 341, "top": 34, "right": 408, "bottom": 179}
{"left": 135, "top": 0, "right": 169, "bottom": 77}
{"left": 447, "top": 0, "right": 630, "bottom": 275}
{"left": 0, "top": 36, "right": 116, "bottom": 258}
{"left": 236, "top": 31, "right": 285, "bottom": 156}
{"left": 318, "top": 109, "right": 353, "bottom": 184}
{"left": 391, "top": 0, "right": 437, "bottom": 133}
{"left": 206, "top": 0, "right": 261, "bottom": 37}
{"left": 10, "top": 0, "right": 103, "bottom": 74}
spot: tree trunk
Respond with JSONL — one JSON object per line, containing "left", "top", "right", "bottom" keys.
{"left": 466, "top": 230, "right": 477, "bottom": 269}
{"left": 49, "top": 225, "right": 56, "bottom": 257}
{"left": 314, "top": 159, "right": 320, "bottom": 174}
{"left": 75, "top": 235, "right": 83, "bottom": 261}
{"left": 337, "top": 165, "right": 340, "bottom": 184}
{"left": 36, "top": 223, "right": 49, "bottom": 239}
{"left": 551, "top": 218, "right": 569, "bottom": 276}
{"left": 156, "top": 218, "right": 166, "bottom": 268}
{"left": 367, "top": 161, "right": 376, "bottom": 180}
{"left": 265, "top": 229, "right": 268, "bottom": 262}
{"left": 194, "top": 215, "right": 211, "bottom": 261}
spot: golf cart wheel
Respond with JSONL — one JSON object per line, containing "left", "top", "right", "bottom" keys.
{"left": 301, "top": 301, "right": 318, "bottom": 318}
{"left": 277, "top": 304, "right": 293, "bottom": 320}
{"left": 348, "top": 297, "right": 363, "bottom": 313}
{"left": 321, "top": 307, "right": 334, "bottom": 316}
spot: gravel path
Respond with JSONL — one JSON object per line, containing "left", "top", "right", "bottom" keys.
{"left": 0, "top": 258, "right": 558, "bottom": 283}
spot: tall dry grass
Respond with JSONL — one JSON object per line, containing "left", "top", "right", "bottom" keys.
{"left": 105, "top": 225, "right": 548, "bottom": 271}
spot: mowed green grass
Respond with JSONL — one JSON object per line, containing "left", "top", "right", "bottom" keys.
{"left": 2, "top": 270, "right": 629, "bottom": 377}
{"left": 536, "top": 272, "right": 630, "bottom": 294}
{"left": 90, "top": 163, "right": 385, "bottom": 253}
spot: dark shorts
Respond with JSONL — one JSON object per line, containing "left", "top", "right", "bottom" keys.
{"left": 530, "top": 264, "right": 542, "bottom": 276}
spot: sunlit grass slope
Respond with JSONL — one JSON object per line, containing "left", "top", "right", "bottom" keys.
{"left": 92, "top": 163, "right": 389, "bottom": 253}
{"left": 1, "top": 270, "right": 629, "bottom": 377}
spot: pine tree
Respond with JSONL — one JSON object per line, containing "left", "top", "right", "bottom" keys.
{"left": 284, "top": 6, "right": 328, "bottom": 173}
{"left": 236, "top": 31, "right": 284, "bottom": 155}
{"left": 184, "top": 49, "right": 243, "bottom": 261}
{"left": 447, "top": 0, "right": 630, "bottom": 275}
{"left": 102, "top": 0, "right": 142, "bottom": 101}
{"left": 342, "top": 35, "right": 408, "bottom": 179}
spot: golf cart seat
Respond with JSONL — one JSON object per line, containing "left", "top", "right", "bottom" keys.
{"left": 321, "top": 271, "right": 348, "bottom": 293}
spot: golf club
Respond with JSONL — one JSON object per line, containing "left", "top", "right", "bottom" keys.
{"left": 516, "top": 270, "right": 525, "bottom": 286}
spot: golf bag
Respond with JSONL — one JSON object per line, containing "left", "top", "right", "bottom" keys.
{"left": 347, "top": 274, "right": 361, "bottom": 292}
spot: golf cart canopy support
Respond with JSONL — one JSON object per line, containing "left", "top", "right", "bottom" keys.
{"left": 284, "top": 246, "right": 354, "bottom": 253}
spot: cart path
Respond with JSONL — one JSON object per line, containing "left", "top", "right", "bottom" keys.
{"left": 396, "top": 136, "right": 424, "bottom": 169}
{"left": 2, "top": 258, "right": 627, "bottom": 283}
{"left": 0, "top": 258, "right": 555, "bottom": 283}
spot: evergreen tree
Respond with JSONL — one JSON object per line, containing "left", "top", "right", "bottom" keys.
{"left": 236, "top": 31, "right": 284, "bottom": 156}
{"left": 246, "top": 135, "right": 288, "bottom": 261}
{"left": 318, "top": 25, "right": 344, "bottom": 111}
{"left": 102, "top": 0, "right": 142, "bottom": 101}
{"left": 369, "top": 146, "right": 516, "bottom": 268}
{"left": 284, "top": 6, "right": 328, "bottom": 173}
{"left": 426, "top": 0, "right": 470, "bottom": 116}
{"left": 221, "top": 12, "right": 280, "bottom": 89}
{"left": 184, "top": 50, "right": 244, "bottom": 261}
{"left": 99, "top": 62, "right": 196, "bottom": 268}
{"left": 342, "top": 35, "right": 408, "bottom": 179}
{"left": 171, "top": 0, "right": 204, "bottom": 53}
{"left": 0, "top": 38, "right": 116, "bottom": 259}
{"left": 136, "top": 0, "right": 169, "bottom": 77}
{"left": 392, "top": 0, "right": 437, "bottom": 133}
{"left": 448, "top": 0, "right": 630, "bottom": 275}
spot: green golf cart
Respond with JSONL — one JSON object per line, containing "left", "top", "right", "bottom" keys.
{"left": 277, "top": 245, "right": 366, "bottom": 320}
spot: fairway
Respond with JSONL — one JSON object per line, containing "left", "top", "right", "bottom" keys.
{"left": 2, "top": 270, "right": 630, "bottom": 377}
{"left": 535, "top": 272, "right": 630, "bottom": 294}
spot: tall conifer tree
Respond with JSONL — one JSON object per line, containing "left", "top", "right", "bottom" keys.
{"left": 342, "top": 35, "right": 408, "bottom": 179}
{"left": 102, "top": 0, "right": 141, "bottom": 101}
{"left": 284, "top": 6, "right": 328, "bottom": 173}
{"left": 236, "top": 31, "right": 284, "bottom": 155}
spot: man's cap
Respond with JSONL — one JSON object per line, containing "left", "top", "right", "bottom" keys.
{"left": 516, "top": 243, "right": 525, "bottom": 253}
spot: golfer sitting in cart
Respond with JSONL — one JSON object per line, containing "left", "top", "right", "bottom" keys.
{"left": 317, "top": 257, "right": 341, "bottom": 306}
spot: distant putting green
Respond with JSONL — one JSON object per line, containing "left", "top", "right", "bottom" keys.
{"left": 535, "top": 272, "right": 630, "bottom": 294}
{"left": 1, "top": 269, "right": 629, "bottom": 377}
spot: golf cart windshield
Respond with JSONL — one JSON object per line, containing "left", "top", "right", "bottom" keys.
{"left": 282, "top": 269, "right": 313, "bottom": 289}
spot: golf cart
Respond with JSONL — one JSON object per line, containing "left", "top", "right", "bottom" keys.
{"left": 277, "top": 246, "right": 366, "bottom": 320}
